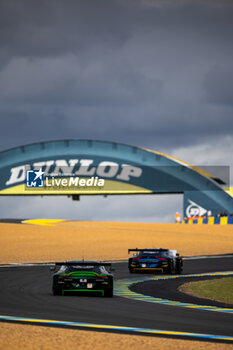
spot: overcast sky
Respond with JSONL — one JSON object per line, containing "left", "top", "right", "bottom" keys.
{"left": 0, "top": 0, "right": 232, "bottom": 222}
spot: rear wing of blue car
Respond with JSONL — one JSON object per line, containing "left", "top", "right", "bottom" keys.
{"left": 128, "top": 248, "right": 169, "bottom": 254}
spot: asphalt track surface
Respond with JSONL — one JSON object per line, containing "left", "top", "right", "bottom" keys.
{"left": 0, "top": 257, "right": 233, "bottom": 341}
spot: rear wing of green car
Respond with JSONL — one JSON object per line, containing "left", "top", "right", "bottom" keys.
{"left": 50, "top": 261, "right": 112, "bottom": 272}
{"left": 54, "top": 262, "right": 112, "bottom": 267}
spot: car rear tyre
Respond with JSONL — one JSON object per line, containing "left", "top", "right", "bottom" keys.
{"left": 104, "top": 289, "right": 113, "bottom": 297}
{"left": 166, "top": 260, "right": 174, "bottom": 274}
{"left": 176, "top": 260, "right": 183, "bottom": 274}
{"left": 53, "top": 287, "right": 62, "bottom": 296}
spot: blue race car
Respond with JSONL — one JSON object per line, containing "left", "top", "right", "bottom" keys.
{"left": 128, "top": 248, "right": 183, "bottom": 274}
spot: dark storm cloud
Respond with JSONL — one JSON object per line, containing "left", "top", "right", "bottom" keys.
{"left": 0, "top": 0, "right": 233, "bottom": 153}
{"left": 1, "top": 0, "right": 232, "bottom": 60}
{"left": 0, "top": 0, "right": 132, "bottom": 60}
{"left": 204, "top": 67, "right": 233, "bottom": 105}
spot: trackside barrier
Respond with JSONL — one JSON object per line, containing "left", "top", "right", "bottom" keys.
{"left": 182, "top": 216, "right": 233, "bottom": 224}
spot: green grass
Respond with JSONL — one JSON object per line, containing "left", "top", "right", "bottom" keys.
{"left": 179, "top": 277, "right": 233, "bottom": 304}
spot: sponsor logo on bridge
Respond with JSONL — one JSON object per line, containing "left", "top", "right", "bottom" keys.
{"left": 186, "top": 199, "right": 210, "bottom": 218}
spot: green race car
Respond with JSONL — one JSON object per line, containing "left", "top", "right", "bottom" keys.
{"left": 51, "top": 261, "right": 114, "bottom": 297}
